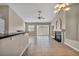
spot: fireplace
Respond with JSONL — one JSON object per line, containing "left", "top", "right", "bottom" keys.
{"left": 55, "top": 31, "right": 61, "bottom": 42}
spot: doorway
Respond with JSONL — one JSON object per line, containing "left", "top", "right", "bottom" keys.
{"left": 37, "top": 25, "right": 49, "bottom": 36}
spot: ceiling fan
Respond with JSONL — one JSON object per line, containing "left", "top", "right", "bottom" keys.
{"left": 37, "top": 10, "right": 45, "bottom": 19}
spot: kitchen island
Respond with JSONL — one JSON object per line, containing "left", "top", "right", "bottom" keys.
{"left": 0, "top": 32, "right": 30, "bottom": 56}
{"left": 0, "top": 32, "right": 26, "bottom": 39}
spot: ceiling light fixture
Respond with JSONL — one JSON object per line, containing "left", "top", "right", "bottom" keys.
{"left": 54, "top": 3, "right": 70, "bottom": 13}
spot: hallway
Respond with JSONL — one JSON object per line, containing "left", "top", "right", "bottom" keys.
{"left": 23, "top": 36, "right": 79, "bottom": 56}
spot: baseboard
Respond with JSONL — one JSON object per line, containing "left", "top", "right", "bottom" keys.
{"left": 19, "top": 43, "right": 31, "bottom": 56}
{"left": 64, "top": 42, "right": 79, "bottom": 52}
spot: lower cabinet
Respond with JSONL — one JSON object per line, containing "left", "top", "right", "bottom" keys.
{"left": 0, "top": 34, "right": 29, "bottom": 56}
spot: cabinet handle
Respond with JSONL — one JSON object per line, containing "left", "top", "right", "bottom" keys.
{"left": 10, "top": 37, "right": 13, "bottom": 40}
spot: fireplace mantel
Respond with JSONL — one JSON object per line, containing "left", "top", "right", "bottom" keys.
{"left": 53, "top": 29, "right": 62, "bottom": 32}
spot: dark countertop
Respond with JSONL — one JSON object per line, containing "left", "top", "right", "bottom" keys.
{"left": 0, "top": 32, "right": 26, "bottom": 39}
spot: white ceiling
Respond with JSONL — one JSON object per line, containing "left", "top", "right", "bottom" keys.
{"left": 9, "top": 3, "right": 55, "bottom": 22}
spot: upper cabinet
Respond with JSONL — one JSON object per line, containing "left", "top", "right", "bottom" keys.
{"left": 9, "top": 7, "right": 25, "bottom": 33}
{"left": 0, "top": 5, "right": 25, "bottom": 34}
{"left": 0, "top": 5, "right": 9, "bottom": 34}
{"left": 0, "top": 18, "right": 5, "bottom": 34}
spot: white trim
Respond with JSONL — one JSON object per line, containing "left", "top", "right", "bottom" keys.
{"left": 50, "top": 35, "right": 55, "bottom": 38}
{"left": 64, "top": 42, "right": 79, "bottom": 52}
{"left": 19, "top": 43, "right": 31, "bottom": 56}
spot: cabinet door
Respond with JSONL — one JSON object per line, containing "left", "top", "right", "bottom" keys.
{"left": 0, "top": 38, "right": 13, "bottom": 56}
{"left": 0, "top": 34, "right": 29, "bottom": 56}
{"left": 12, "top": 34, "right": 29, "bottom": 55}
{"left": 0, "top": 18, "right": 5, "bottom": 34}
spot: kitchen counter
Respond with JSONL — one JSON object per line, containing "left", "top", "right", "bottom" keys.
{"left": 0, "top": 32, "right": 26, "bottom": 39}
{"left": 0, "top": 31, "right": 29, "bottom": 56}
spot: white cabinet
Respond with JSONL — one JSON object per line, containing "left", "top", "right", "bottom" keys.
{"left": 0, "top": 33, "right": 29, "bottom": 56}
{"left": 0, "top": 18, "right": 5, "bottom": 34}
{"left": 0, "top": 38, "right": 12, "bottom": 56}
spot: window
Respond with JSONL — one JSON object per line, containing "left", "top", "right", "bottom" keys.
{"left": 28, "top": 25, "right": 34, "bottom": 31}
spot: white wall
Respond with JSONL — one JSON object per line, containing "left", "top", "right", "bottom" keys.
{"left": 65, "top": 4, "right": 77, "bottom": 41}
{"left": 65, "top": 4, "right": 79, "bottom": 51}
{"left": 76, "top": 4, "right": 79, "bottom": 41}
